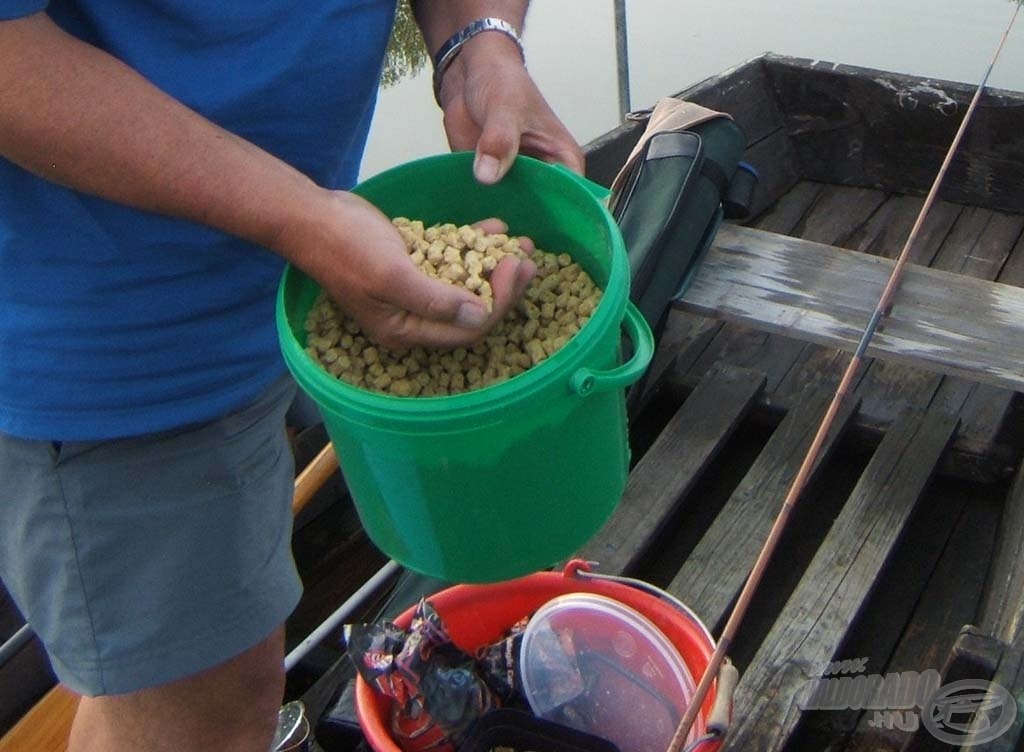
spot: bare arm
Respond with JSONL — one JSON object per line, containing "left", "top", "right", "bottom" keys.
{"left": 0, "top": 13, "right": 313, "bottom": 256}
{"left": 411, "top": 1, "right": 585, "bottom": 184}
{"left": 0, "top": 12, "right": 531, "bottom": 349}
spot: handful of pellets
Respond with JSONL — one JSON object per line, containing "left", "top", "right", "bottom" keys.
{"left": 304, "top": 218, "right": 603, "bottom": 397}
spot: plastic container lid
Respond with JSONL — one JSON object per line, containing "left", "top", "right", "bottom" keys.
{"left": 519, "top": 592, "right": 698, "bottom": 752}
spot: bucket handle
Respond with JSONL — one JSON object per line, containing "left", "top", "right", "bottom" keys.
{"left": 570, "top": 302, "right": 654, "bottom": 396}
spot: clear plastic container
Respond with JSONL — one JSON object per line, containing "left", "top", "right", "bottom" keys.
{"left": 519, "top": 592, "right": 698, "bottom": 752}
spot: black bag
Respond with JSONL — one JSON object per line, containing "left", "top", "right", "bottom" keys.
{"left": 610, "top": 112, "right": 757, "bottom": 411}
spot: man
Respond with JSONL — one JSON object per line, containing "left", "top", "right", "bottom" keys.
{"left": 0, "top": 1, "right": 584, "bottom": 749}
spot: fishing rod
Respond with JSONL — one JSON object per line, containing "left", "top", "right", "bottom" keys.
{"left": 666, "top": 3, "right": 1022, "bottom": 750}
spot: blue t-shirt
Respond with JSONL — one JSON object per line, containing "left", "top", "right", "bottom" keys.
{"left": 0, "top": 0, "right": 395, "bottom": 440}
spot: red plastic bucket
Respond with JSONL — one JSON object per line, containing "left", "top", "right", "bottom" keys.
{"left": 354, "top": 562, "right": 724, "bottom": 751}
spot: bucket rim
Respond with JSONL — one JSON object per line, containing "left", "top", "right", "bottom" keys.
{"left": 276, "top": 153, "right": 632, "bottom": 421}
{"left": 277, "top": 270, "right": 627, "bottom": 421}
{"left": 353, "top": 566, "right": 719, "bottom": 752}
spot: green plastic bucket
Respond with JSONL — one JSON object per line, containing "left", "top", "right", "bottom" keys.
{"left": 276, "top": 153, "right": 653, "bottom": 583}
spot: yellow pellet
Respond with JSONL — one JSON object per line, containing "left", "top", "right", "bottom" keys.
{"left": 303, "top": 219, "right": 602, "bottom": 396}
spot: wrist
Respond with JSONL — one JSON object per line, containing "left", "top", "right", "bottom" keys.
{"left": 431, "top": 17, "right": 524, "bottom": 105}
{"left": 264, "top": 184, "right": 338, "bottom": 274}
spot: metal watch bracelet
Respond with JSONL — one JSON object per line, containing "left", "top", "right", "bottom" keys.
{"left": 431, "top": 17, "right": 524, "bottom": 105}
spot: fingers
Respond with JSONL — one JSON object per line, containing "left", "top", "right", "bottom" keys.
{"left": 471, "top": 217, "right": 507, "bottom": 235}
{"left": 471, "top": 217, "right": 535, "bottom": 254}
{"left": 487, "top": 253, "right": 537, "bottom": 321}
{"left": 367, "top": 250, "right": 535, "bottom": 351}
{"left": 473, "top": 104, "right": 522, "bottom": 185}
{"left": 519, "top": 122, "right": 587, "bottom": 176}
{"left": 544, "top": 140, "right": 586, "bottom": 176}
{"left": 474, "top": 102, "right": 585, "bottom": 184}
{"left": 377, "top": 260, "right": 488, "bottom": 343}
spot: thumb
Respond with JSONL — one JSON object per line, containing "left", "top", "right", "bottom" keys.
{"left": 473, "top": 107, "right": 522, "bottom": 185}
{"left": 387, "top": 260, "right": 488, "bottom": 329}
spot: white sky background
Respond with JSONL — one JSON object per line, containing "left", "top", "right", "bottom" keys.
{"left": 361, "top": 0, "right": 1024, "bottom": 178}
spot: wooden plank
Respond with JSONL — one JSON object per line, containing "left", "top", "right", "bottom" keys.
{"left": 847, "top": 477, "right": 1000, "bottom": 751}
{"left": 781, "top": 200, "right": 1017, "bottom": 482}
{"left": 677, "top": 224, "right": 1024, "bottom": 394}
{"left": 797, "top": 474, "right": 967, "bottom": 751}
{"left": 675, "top": 184, "right": 885, "bottom": 407}
{"left": 844, "top": 484, "right": 1002, "bottom": 752}
{"left": 845, "top": 195, "right": 959, "bottom": 266}
{"left": 968, "top": 645, "right": 1024, "bottom": 751}
{"left": 929, "top": 219, "right": 1024, "bottom": 479}
{"left": 668, "top": 181, "right": 829, "bottom": 398}
{"left": 839, "top": 196, "right": 961, "bottom": 426}
{"left": 642, "top": 308, "right": 722, "bottom": 397}
{"left": 752, "top": 180, "right": 826, "bottom": 236}
{"left": 763, "top": 56, "right": 1024, "bottom": 214}
{"left": 665, "top": 386, "right": 858, "bottom": 629}
{"left": 720, "top": 409, "right": 959, "bottom": 752}
{"left": 795, "top": 185, "right": 889, "bottom": 246}
{"left": 755, "top": 185, "right": 890, "bottom": 406}
{"left": 979, "top": 463, "right": 1024, "bottom": 647}
{"left": 765, "top": 189, "right": 930, "bottom": 410}
{"left": 898, "top": 627, "right": 1006, "bottom": 752}
{"left": 576, "top": 365, "right": 765, "bottom": 576}
{"left": 0, "top": 686, "right": 76, "bottom": 752}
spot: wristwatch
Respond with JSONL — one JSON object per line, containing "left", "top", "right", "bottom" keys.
{"left": 431, "top": 17, "right": 524, "bottom": 105}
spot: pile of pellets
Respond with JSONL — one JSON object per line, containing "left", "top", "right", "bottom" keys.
{"left": 304, "top": 218, "right": 603, "bottom": 397}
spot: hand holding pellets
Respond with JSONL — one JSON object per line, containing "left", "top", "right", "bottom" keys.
{"left": 305, "top": 218, "right": 602, "bottom": 397}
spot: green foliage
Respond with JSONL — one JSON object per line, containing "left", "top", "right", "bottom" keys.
{"left": 381, "top": 0, "right": 429, "bottom": 88}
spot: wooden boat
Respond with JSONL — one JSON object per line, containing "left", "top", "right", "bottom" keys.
{"left": 3, "top": 53, "right": 1024, "bottom": 752}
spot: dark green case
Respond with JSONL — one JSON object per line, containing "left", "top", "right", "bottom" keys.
{"left": 609, "top": 115, "right": 755, "bottom": 412}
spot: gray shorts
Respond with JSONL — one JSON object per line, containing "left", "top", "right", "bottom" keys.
{"left": 0, "top": 375, "right": 303, "bottom": 696}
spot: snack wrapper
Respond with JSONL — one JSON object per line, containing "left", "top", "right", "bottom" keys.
{"left": 473, "top": 615, "right": 529, "bottom": 704}
{"left": 345, "top": 599, "right": 515, "bottom": 752}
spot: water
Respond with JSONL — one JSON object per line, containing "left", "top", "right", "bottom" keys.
{"left": 361, "top": 0, "right": 1024, "bottom": 179}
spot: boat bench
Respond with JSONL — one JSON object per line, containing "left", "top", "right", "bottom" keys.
{"left": 683, "top": 223, "right": 1024, "bottom": 396}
